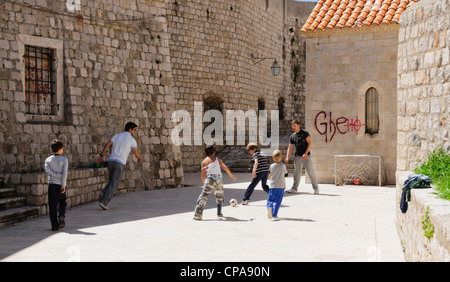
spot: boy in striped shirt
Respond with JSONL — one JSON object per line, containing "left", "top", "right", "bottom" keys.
{"left": 241, "top": 143, "right": 269, "bottom": 205}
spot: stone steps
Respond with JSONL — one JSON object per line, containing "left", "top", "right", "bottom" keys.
{"left": 0, "top": 187, "right": 39, "bottom": 227}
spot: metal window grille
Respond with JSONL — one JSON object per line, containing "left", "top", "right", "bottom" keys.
{"left": 24, "top": 45, "right": 56, "bottom": 115}
{"left": 365, "top": 87, "right": 379, "bottom": 134}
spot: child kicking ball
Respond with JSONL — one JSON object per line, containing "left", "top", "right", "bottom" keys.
{"left": 193, "top": 145, "right": 236, "bottom": 220}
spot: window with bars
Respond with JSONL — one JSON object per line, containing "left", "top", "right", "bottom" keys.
{"left": 24, "top": 45, "right": 56, "bottom": 115}
{"left": 365, "top": 87, "right": 379, "bottom": 134}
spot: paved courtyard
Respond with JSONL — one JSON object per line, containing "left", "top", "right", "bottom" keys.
{"left": 0, "top": 173, "right": 404, "bottom": 262}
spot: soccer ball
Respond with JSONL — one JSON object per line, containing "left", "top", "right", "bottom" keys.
{"left": 229, "top": 199, "right": 238, "bottom": 207}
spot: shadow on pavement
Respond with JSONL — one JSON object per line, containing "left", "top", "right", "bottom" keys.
{"left": 1, "top": 172, "right": 323, "bottom": 260}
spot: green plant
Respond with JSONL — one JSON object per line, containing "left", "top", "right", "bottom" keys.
{"left": 415, "top": 148, "right": 450, "bottom": 201}
{"left": 421, "top": 207, "right": 434, "bottom": 240}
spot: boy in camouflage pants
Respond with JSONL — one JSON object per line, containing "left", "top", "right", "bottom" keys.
{"left": 194, "top": 145, "right": 236, "bottom": 220}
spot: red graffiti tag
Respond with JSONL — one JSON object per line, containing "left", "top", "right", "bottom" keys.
{"left": 314, "top": 111, "right": 365, "bottom": 143}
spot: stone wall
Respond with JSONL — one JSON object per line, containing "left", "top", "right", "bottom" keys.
{"left": 4, "top": 167, "right": 110, "bottom": 216}
{"left": 0, "top": 0, "right": 183, "bottom": 189}
{"left": 395, "top": 0, "right": 450, "bottom": 262}
{"left": 303, "top": 26, "right": 399, "bottom": 184}
{"left": 396, "top": 171, "right": 450, "bottom": 262}
{"left": 166, "top": 0, "right": 313, "bottom": 172}
{"left": 397, "top": 0, "right": 450, "bottom": 171}
{"left": 0, "top": 0, "right": 314, "bottom": 189}
{"left": 4, "top": 167, "right": 142, "bottom": 216}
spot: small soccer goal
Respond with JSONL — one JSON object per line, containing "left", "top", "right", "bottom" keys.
{"left": 334, "top": 155, "right": 386, "bottom": 186}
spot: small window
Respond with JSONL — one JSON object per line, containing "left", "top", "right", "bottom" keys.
{"left": 365, "top": 87, "right": 379, "bottom": 134}
{"left": 24, "top": 45, "right": 56, "bottom": 115}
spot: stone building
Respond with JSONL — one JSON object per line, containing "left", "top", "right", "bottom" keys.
{"left": 0, "top": 0, "right": 315, "bottom": 217}
{"left": 165, "top": 0, "right": 315, "bottom": 172}
{"left": 397, "top": 0, "right": 450, "bottom": 171}
{"left": 396, "top": 0, "right": 449, "bottom": 262}
{"left": 301, "top": 0, "right": 419, "bottom": 185}
{"left": 0, "top": 0, "right": 184, "bottom": 192}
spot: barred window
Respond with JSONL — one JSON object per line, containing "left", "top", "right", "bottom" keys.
{"left": 365, "top": 87, "right": 379, "bottom": 134}
{"left": 24, "top": 45, "right": 56, "bottom": 115}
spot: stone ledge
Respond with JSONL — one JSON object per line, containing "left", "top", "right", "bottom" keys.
{"left": 1, "top": 167, "right": 123, "bottom": 216}
{"left": 396, "top": 170, "right": 450, "bottom": 262}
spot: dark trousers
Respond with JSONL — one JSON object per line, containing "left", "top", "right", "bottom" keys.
{"left": 243, "top": 171, "right": 269, "bottom": 201}
{"left": 48, "top": 184, "right": 67, "bottom": 229}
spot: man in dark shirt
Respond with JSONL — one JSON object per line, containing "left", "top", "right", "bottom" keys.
{"left": 285, "top": 120, "right": 319, "bottom": 194}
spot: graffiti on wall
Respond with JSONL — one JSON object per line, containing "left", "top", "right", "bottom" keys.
{"left": 314, "top": 111, "right": 365, "bottom": 143}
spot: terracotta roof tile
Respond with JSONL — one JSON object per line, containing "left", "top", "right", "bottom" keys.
{"left": 301, "top": 0, "right": 420, "bottom": 32}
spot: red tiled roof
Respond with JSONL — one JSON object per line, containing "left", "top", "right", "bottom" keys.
{"left": 301, "top": 0, "right": 420, "bottom": 32}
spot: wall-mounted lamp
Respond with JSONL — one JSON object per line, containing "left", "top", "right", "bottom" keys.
{"left": 251, "top": 53, "right": 280, "bottom": 76}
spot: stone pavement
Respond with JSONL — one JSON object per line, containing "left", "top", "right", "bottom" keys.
{"left": 0, "top": 173, "right": 405, "bottom": 262}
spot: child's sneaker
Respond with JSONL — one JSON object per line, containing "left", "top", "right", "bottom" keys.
{"left": 241, "top": 200, "right": 249, "bottom": 205}
{"left": 193, "top": 215, "right": 202, "bottom": 221}
{"left": 217, "top": 213, "right": 223, "bottom": 218}
{"left": 271, "top": 217, "right": 279, "bottom": 221}
{"left": 267, "top": 207, "right": 273, "bottom": 219}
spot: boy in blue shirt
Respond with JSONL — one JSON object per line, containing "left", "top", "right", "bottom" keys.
{"left": 44, "top": 140, "right": 68, "bottom": 231}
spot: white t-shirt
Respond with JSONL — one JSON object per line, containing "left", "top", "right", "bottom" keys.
{"left": 108, "top": 131, "right": 137, "bottom": 165}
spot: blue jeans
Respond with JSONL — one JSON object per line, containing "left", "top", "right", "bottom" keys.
{"left": 100, "top": 161, "right": 125, "bottom": 205}
{"left": 243, "top": 171, "right": 269, "bottom": 201}
{"left": 267, "top": 188, "right": 284, "bottom": 217}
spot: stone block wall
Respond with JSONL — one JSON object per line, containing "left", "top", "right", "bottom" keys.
{"left": 4, "top": 167, "right": 110, "bottom": 216}
{"left": 0, "top": 0, "right": 313, "bottom": 188}
{"left": 396, "top": 171, "right": 450, "bottom": 262}
{"left": 395, "top": 0, "right": 450, "bottom": 262}
{"left": 304, "top": 26, "right": 399, "bottom": 184}
{"left": 0, "top": 0, "right": 183, "bottom": 189}
{"left": 397, "top": 0, "right": 450, "bottom": 171}
{"left": 165, "top": 0, "right": 312, "bottom": 172}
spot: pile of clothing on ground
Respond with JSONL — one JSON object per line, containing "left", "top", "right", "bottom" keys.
{"left": 400, "top": 174, "right": 433, "bottom": 213}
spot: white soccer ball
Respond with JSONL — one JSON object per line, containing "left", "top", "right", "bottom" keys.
{"left": 229, "top": 199, "right": 238, "bottom": 207}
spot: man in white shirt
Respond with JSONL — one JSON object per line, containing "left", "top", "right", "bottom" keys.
{"left": 97, "top": 122, "right": 142, "bottom": 210}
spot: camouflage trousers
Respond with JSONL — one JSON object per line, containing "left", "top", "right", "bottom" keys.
{"left": 194, "top": 177, "right": 224, "bottom": 217}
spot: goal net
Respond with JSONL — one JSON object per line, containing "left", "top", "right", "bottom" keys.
{"left": 334, "top": 155, "right": 386, "bottom": 186}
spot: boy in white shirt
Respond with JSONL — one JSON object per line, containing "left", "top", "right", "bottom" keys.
{"left": 193, "top": 145, "right": 236, "bottom": 220}
{"left": 97, "top": 122, "right": 142, "bottom": 210}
